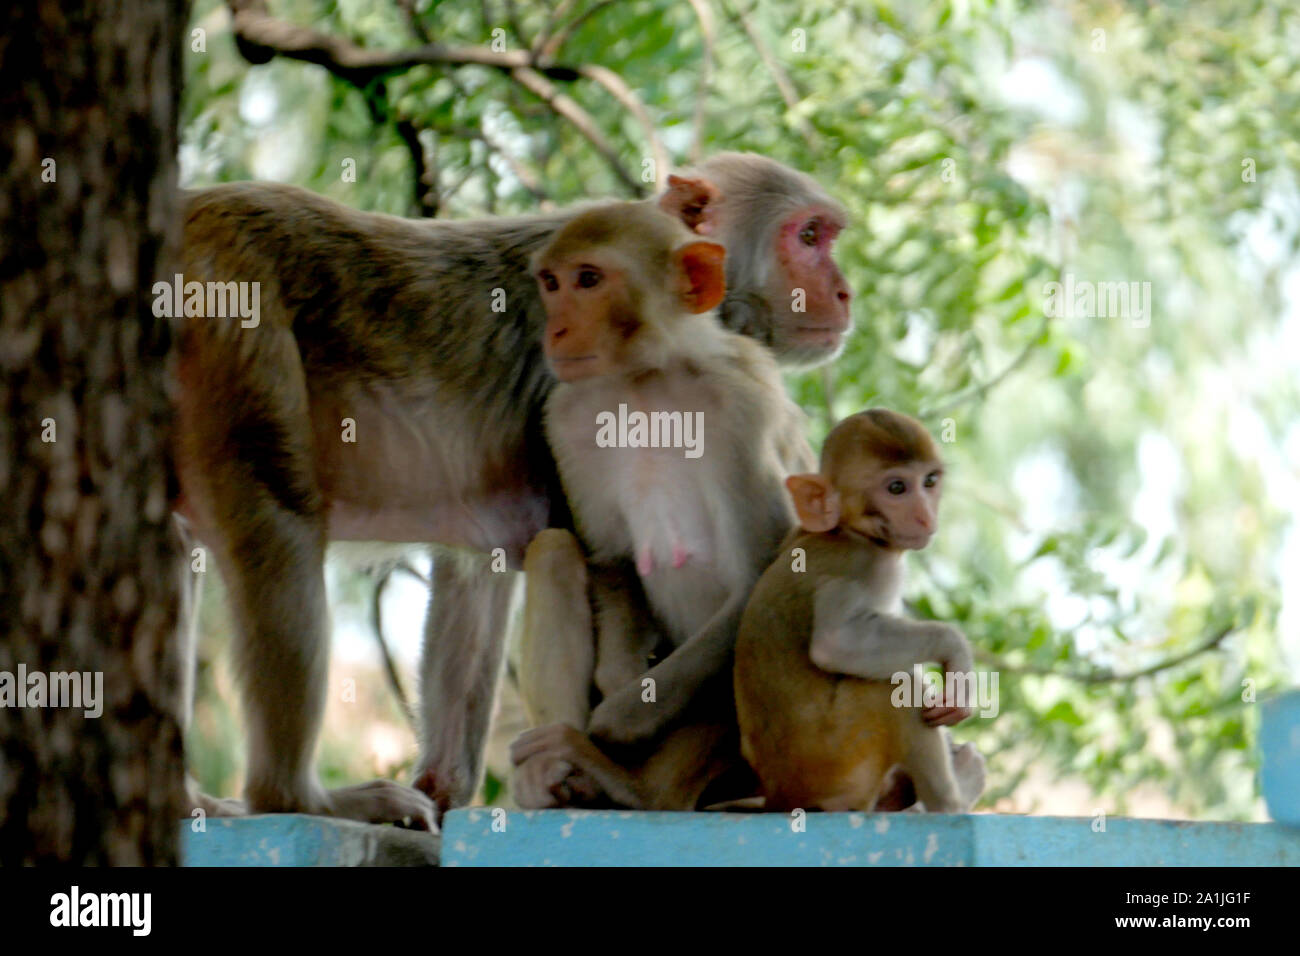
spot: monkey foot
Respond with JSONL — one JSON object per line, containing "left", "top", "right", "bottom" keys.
{"left": 411, "top": 769, "right": 462, "bottom": 824}
{"left": 247, "top": 779, "right": 438, "bottom": 831}
{"left": 872, "top": 741, "right": 986, "bottom": 812}
{"left": 951, "top": 741, "right": 987, "bottom": 810}
{"left": 871, "top": 766, "right": 917, "bottom": 812}
{"left": 322, "top": 780, "right": 439, "bottom": 832}
{"left": 187, "top": 779, "right": 247, "bottom": 818}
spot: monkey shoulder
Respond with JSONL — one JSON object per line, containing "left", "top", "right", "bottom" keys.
{"left": 739, "top": 547, "right": 818, "bottom": 652}
{"left": 706, "top": 334, "right": 812, "bottom": 459}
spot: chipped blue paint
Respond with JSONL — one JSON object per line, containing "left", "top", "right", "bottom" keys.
{"left": 440, "top": 809, "right": 1300, "bottom": 867}
{"left": 1261, "top": 690, "right": 1300, "bottom": 825}
{"left": 181, "top": 814, "right": 439, "bottom": 866}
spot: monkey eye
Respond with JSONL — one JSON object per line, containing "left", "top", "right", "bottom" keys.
{"left": 537, "top": 270, "right": 559, "bottom": 292}
{"left": 887, "top": 479, "right": 906, "bottom": 495}
{"left": 799, "top": 221, "right": 819, "bottom": 246}
{"left": 924, "top": 471, "right": 941, "bottom": 488}
{"left": 576, "top": 268, "right": 603, "bottom": 289}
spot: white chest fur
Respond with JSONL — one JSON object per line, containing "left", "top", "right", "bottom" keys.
{"left": 547, "top": 373, "right": 741, "bottom": 641}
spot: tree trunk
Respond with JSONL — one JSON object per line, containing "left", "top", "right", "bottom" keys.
{"left": 0, "top": 0, "right": 189, "bottom": 864}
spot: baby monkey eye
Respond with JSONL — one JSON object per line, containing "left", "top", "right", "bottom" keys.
{"left": 887, "top": 479, "right": 906, "bottom": 495}
{"left": 923, "top": 471, "right": 940, "bottom": 488}
{"left": 799, "top": 221, "right": 819, "bottom": 246}
{"left": 538, "top": 270, "right": 559, "bottom": 292}
{"left": 577, "top": 268, "right": 603, "bottom": 289}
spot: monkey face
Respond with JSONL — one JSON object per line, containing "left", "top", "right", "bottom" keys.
{"left": 847, "top": 461, "right": 943, "bottom": 551}
{"left": 533, "top": 209, "right": 727, "bottom": 384}
{"left": 770, "top": 207, "right": 852, "bottom": 361}
{"left": 535, "top": 256, "right": 640, "bottom": 382}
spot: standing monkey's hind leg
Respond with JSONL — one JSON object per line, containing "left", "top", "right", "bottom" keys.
{"left": 415, "top": 548, "right": 520, "bottom": 815}
{"left": 181, "top": 324, "right": 434, "bottom": 830}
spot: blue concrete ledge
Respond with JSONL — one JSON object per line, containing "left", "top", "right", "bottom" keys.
{"left": 1262, "top": 691, "right": 1300, "bottom": 825}
{"left": 178, "top": 690, "right": 1300, "bottom": 866}
{"left": 182, "top": 815, "right": 439, "bottom": 866}
{"left": 440, "top": 809, "right": 1300, "bottom": 867}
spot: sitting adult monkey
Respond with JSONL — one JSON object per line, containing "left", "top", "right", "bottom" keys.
{"left": 174, "top": 154, "right": 851, "bottom": 826}
{"left": 510, "top": 200, "right": 816, "bottom": 810}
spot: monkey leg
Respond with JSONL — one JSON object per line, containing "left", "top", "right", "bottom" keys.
{"left": 414, "top": 549, "right": 519, "bottom": 815}
{"left": 516, "top": 529, "right": 595, "bottom": 730}
{"left": 873, "top": 738, "right": 987, "bottom": 811}
{"left": 897, "top": 725, "right": 966, "bottom": 813}
{"left": 511, "top": 719, "right": 739, "bottom": 811}
{"left": 950, "top": 740, "right": 987, "bottom": 808}
{"left": 216, "top": 507, "right": 431, "bottom": 825}
{"left": 634, "top": 720, "right": 746, "bottom": 811}
{"left": 591, "top": 561, "right": 663, "bottom": 700}
{"left": 182, "top": 330, "right": 433, "bottom": 828}
{"left": 175, "top": 515, "right": 246, "bottom": 818}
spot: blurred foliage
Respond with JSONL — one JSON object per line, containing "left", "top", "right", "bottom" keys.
{"left": 181, "top": 0, "right": 1300, "bottom": 819}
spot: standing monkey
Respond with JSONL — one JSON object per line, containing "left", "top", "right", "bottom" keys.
{"left": 508, "top": 201, "right": 815, "bottom": 810}
{"left": 175, "top": 154, "right": 852, "bottom": 824}
{"left": 734, "top": 410, "right": 983, "bottom": 812}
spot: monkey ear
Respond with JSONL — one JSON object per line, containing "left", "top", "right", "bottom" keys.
{"left": 786, "top": 474, "right": 841, "bottom": 533}
{"left": 675, "top": 241, "right": 727, "bottom": 314}
{"left": 660, "top": 174, "right": 721, "bottom": 235}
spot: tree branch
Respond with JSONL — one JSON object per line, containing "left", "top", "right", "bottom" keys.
{"left": 510, "top": 66, "right": 642, "bottom": 194}
{"left": 396, "top": 118, "right": 438, "bottom": 217}
{"left": 434, "top": 122, "right": 552, "bottom": 204}
{"left": 541, "top": 0, "right": 622, "bottom": 59}
{"left": 226, "top": 0, "right": 641, "bottom": 195}
{"left": 533, "top": 0, "right": 579, "bottom": 58}
{"left": 724, "top": 1, "right": 816, "bottom": 146}
{"left": 369, "top": 566, "right": 417, "bottom": 734}
{"left": 684, "top": 0, "right": 716, "bottom": 162}
{"left": 919, "top": 317, "right": 1049, "bottom": 419}
{"left": 578, "top": 64, "right": 667, "bottom": 183}
{"left": 228, "top": 0, "right": 578, "bottom": 83}
{"left": 975, "top": 624, "right": 1237, "bottom": 685}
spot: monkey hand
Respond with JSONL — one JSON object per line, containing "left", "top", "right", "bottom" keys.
{"left": 921, "top": 701, "right": 972, "bottom": 727}
{"left": 323, "top": 780, "right": 439, "bottom": 831}
{"left": 510, "top": 724, "right": 602, "bottom": 809}
{"left": 925, "top": 631, "right": 976, "bottom": 726}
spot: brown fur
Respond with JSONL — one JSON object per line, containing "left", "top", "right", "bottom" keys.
{"left": 176, "top": 155, "right": 850, "bottom": 821}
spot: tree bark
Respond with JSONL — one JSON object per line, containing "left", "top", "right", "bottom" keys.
{"left": 0, "top": 0, "right": 189, "bottom": 864}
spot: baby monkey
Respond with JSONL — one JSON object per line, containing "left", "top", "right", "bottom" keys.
{"left": 734, "top": 409, "right": 981, "bottom": 812}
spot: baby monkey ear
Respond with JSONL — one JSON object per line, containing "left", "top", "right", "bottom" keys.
{"left": 785, "top": 473, "right": 841, "bottom": 533}
{"left": 674, "top": 241, "right": 727, "bottom": 314}
{"left": 659, "top": 174, "right": 721, "bottom": 235}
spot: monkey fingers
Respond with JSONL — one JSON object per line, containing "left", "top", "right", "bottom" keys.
{"left": 921, "top": 704, "right": 972, "bottom": 727}
{"left": 187, "top": 778, "right": 247, "bottom": 819}
{"left": 324, "top": 780, "right": 438, "bottom": 832}
{"left": 511, "top": 723, "right": 642, "bottom": 808}
{"left": 511, "top": 754, "right": 573, "bottom": 809}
